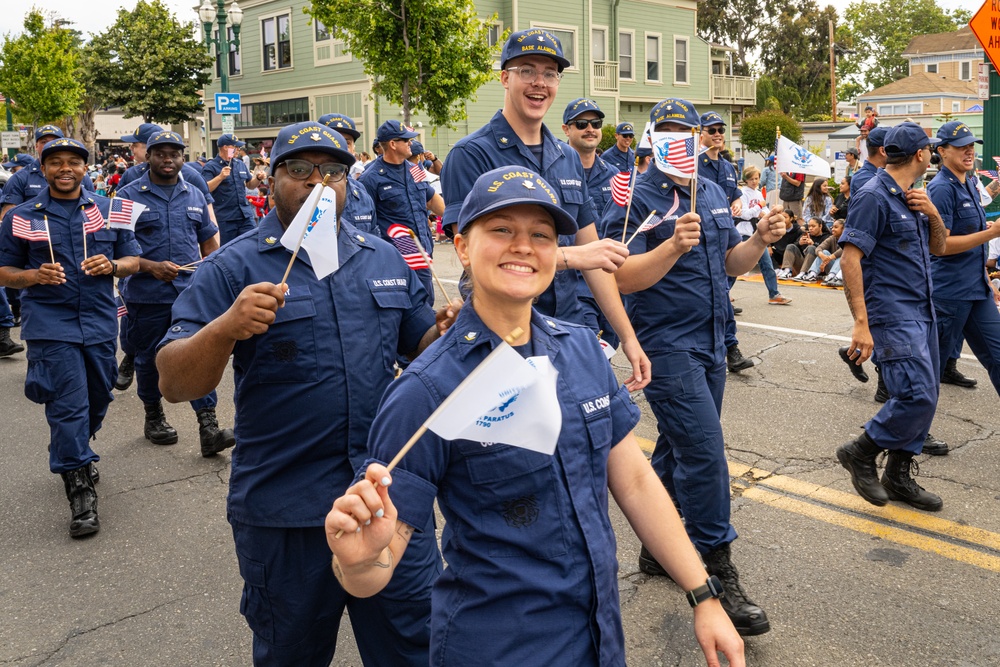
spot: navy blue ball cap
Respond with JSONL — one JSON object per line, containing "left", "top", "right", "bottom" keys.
{"left": 121, "top": 123, "right": 163, "bottom": 144}
{"left": 936, "top": 120, "right": 982, "bottom": 147}
{"left": 409, "top": 140, "right": 425, "bottom": 155}
{"left": 372, "top": 138, "right": 380, "bottom": 151}
{"left": 615, "top": 122, "right": 634, "bottom": 135}
{"left": 563, "top": 98, "right": 605, "bottom": 124}
{"left": 501, "top": 29, "right": 571, "bottom": 72}
{"left": 700, "top": 111, "right": 725, "bottom": 127}
{"left": 867, "top": 126, "right": 889, "bottom": 147}
{"left": 457, "top": 166, "right": 578, "bottom": 236}
{"left": 376, "top": 120, "right": 419, "bottom": 143}
{"left": 41, "top": 137, "right": 89, "bottom": 163}
{"left": 34, "top": 125, "right": 64, "bottom": 141}
{"left": 650, "top": 98, "right": 700, "bottom": 128}
{"left": 318, "top": 113, "right": 361, "bottom": 140}
{"left": 270, "top": 122, "right": 356, "bottom": 172}
{"left": 883, "top": 122, "right": 939, "bottom": 158}
{"left": 636, "top": 145, "right": 652, "bottom": 159}
{"left": 218, "top": 133, "right": 246, "bottom": 148}
{"left": 2, "top": 153, "right": 33, "bottom": 170}
{"left": 146, "top": 131, "right": 186, "bottom": 150}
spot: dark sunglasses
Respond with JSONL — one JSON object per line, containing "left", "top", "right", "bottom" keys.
{"left": 569, "top": 119, "right": 603, "bottom": 130}
{"left": 705, "top": 126, "right": 725, "bottom": 135}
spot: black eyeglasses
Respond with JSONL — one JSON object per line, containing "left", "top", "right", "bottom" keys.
{"left": 569, "top": 119, "right": 603, "bottom": 130}
{"left": 705, "top": 127, "right": 725, "bottom": 135}
{"left": 280, "top": 159, "right": 348, "bottom": 182}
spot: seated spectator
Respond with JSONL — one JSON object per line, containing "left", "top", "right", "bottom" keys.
{"left": 795, "top": 219, "right": 844, "bottom": 283}
{"left": 802, "top": 178, "right": 834, "bottom": 225}
{"left": 772, "top": 212, "right": 804, "bottom": 278}
{"left": 829, "top": 176, "right": 850, "bottom": 221}
{"left": 777, "top": 217, "right": 829, "bottom": 278}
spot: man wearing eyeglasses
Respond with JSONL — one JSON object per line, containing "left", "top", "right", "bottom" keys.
{"left": 602, "top": 122, "right": 636, "bottom": 173}
{"left": 439, "top": 28, "right": 651, "bottom": 391}
{"left": 156, "top": 121, "right": 459, "bottom": 666}
{"left": 202, "top": 133, "right": 265, "bottom": 245}
{"left": 360, "top": 120, "right": 445, "bottom": 302}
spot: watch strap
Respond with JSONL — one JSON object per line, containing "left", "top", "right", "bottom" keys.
{"left": 686, "top": 575, "right": 725, "bottom": 608}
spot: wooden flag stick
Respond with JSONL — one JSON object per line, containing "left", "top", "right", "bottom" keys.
{"left": 82, "top": 219, "right": 89, "bottom": 261}
{"left": 335, "top": 327, "right": 525, "bottom": 538}
{"left": 279, "top": 175, "right": 331, "bottom": 286}
{"left": 624, "top": 210, "right": 658, "bottom": 246}
{"left": 620, "top": 152, "right": 642, "bottom": 244}
{"left": 177, "top": 258, "right": 206, "bottom": 270}
{"left": 407, "top": 228, "right": 451, "bottom": 303}
{"left": 689, "top": 128, "right": 699, "bottom": 216}
{"left": 44, "top": 216, "right": 55, "bottom": 265}
{"left": 771, "top": 125, "right": 781, "bottom": 208}
{"left": 106, "top": 194, "right": 114, "bottom": 229}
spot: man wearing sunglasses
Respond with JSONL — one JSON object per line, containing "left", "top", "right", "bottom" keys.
{"left": 603, "top": 122, "right": 636, "bottom": 173}
{"left": 157, "top": 121, "right": 459, "bottom": 666}
{"left": 360, "top": 120, "right": 445, "bottom": 302}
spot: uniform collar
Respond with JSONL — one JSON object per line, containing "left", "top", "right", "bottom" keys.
{"left": 454, "top": 303, "right": 569, "bottom": 362}
{"left": 133, "top": 171, "right": 188, "bottom": 199}
{"left": 938, "top": 165, "right": 962, "bottom": 184}
{"left": 874, "top": 168, "right": 912, "bottom": 200}
{"left": 645, "top": 164, "right": 710, "bottom": 197}
{"left": 28, "top": 187, "right": 98, "bottom": 214}
{"left": 487, "top": 110, "right": 565, "bottom": 169}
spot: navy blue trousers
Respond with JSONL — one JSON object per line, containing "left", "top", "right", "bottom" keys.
{"left": 935, "top": 297, "right": 1000, "bottom": 396}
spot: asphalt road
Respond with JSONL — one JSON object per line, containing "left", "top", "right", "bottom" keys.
{"left": 2, "top": 246, "right": 999, "bottom": 667}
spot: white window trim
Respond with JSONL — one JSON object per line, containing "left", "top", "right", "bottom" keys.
{"left": 644, "top": 31, "right": 662, "bottom": 84}
{"left": 486, "top": 20, "right": 503, "bottom": 70}
{"left": 619, "top": 29, "right": 635, "bottom": 81}
{"left": 313, "top": 20, "right": 351, "bottom": 66}
{"left": 531, "top": 22, "right": 579, "bottom": 71}
{"left": 673, "top": 35, "right": 689, "bottom": 86}
{"left": 960, "top": 60, "right": 973, "bottom": 80}
{"left": 214, "top": 27, "right": 243, "bottom": 81}
{"left": 260, "top": 8, "right": 294, "bottom": 74}
{"left": 591, "top": 25, "right": 608, "bottom": 64}
{"left": 926, "top": 62, "right": 938, "bottom": 74}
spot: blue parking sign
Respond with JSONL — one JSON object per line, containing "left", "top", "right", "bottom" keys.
{"left": 215, "top": 93, "right": 242, "bottom": 115}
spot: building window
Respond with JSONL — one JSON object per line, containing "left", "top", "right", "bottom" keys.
{"left": 619, "top": 31, "right": 633, "bottom": 80}
{"left": 214, "top": 27, "right": 241, "bottom": 78}
{"left": 646, "top": 34, "right": 660, "bottom": 82}
{"left": 674, "top": 37, "right": 688, "bottom": 84}
{"left": 314, "top": 19, "right": 350, "bottom": 65}
{"left": 262, "top": 14, "right": 292, "bottom": 71}
{"left": 487, "top": 21, "right": 502, "bottom": 69}
{"left": 926, "top": 62, "right": 938, "bottom": 74}
{"left": 952, "top": 101, "right": 961, "bottom": 112}
{"left": 534, "top": 26, "right": 576, "bottom": 68}
{"left": 876, "top": 102, "right": 923, "bottom": 115}
{"left": 592, "top": 28, "right": 607, "bottom": 62}
{"left": 961, "top": 60, "right": 972, "bottom": 80}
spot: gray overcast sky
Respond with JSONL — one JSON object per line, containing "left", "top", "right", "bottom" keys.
{"left": 0, "top": 0, "right": 985, "bottom": 42}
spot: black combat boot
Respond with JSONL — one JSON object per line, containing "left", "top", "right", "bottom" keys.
{"left": 881, "top": 450, "right": 943, "bottom": 511}
{"left": 836, "top": 432, "right": 889, "bottom": 506}
{"left": 941, "top": 358, "right": 977, "bottom": 388}
{"left": 638, "top": 545, "right": 673, "bottom": 579}
{"left": 10, "top": 300, "right": 20, "bottom": 327}
{"left": 726, "top": 344, "right": 754, "bottom": 373}
{"left": 114, "top": 353, "right": 135, "bottom": 391}
{"left": 703, "top": 543, "right": 770, "bottom": 636}
{"left": 196, "top": 407, "right": 236, "bottom": 457}
{"left": 922, "top": 432, "right": 948, "bottom": 457}
{"left": 61, "top": 465, "right": 99, "bottom": 538}
{"left": 0, "top": 327, "right": 24, "bottom": 357}
{"left": 874, "top": 366, "right": 889, "bottom": 403}
{"left": 144, "top": 401, "right": 178, "bottom": 445}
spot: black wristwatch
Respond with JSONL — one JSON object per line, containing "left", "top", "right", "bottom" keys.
{"left": 686, "top": 575, "right": 725, "bottom": 608}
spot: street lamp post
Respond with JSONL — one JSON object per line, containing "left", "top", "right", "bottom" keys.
{"left": 199, "top": 0, "right": 243, "bottom": 95}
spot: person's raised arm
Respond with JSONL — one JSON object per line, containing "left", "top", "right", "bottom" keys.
{"left": 725, "top": 207, "right": 786, "bottom": 276}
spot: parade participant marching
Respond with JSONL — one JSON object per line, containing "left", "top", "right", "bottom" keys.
{"left": 156, "top": 121, "right": 460, "bottom": 666}
{"left": 201, "top": 133, "right": 264, "bottom": 245}
{"left": 604, "top": 98, "right": 787, "bottom": 636}
{"left": 927, "top": 121, "right": 1000, "bottom": 397}
{"left": 0, "top": 138, "right": 140, "bottom": 537}
{"left": 319, "top": 113, "right": 380, "bottom": 236}
{"left": 836, "top": 122, "right": 947, "bottom": 512}
{"left": 850, "top": 126, "right": 887, "bottom": 195}
{"left": 115, "top": 131, "right": 234, "bottom": 457}
{"left": 1, "top": 126, "right": 95, "bottom": 217}
{"left": 439, "top": 29, "right": 650, "bottom": 390}
{"left": 602, "top": 121, "right": 636, "bottom": 173}
{"left": 326, "top": 166, "right": 745, "bottom": 667}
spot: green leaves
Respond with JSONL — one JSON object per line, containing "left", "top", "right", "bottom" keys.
{"left": 740, "top": 111, "right": 802, "bottom": 158}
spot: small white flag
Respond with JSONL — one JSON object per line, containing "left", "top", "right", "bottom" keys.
{"left": 425, "top": 343, "right": 562, "bottom": 455}
{"left": 279, "top": 184, "right": 340, "bottom": 280}
{"left": 776, "top": 135, "right": 831, "bottom": 179}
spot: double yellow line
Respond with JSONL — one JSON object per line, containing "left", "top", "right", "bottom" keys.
{"left": 635, "top": 437, "right": 1000, "bottom": 573}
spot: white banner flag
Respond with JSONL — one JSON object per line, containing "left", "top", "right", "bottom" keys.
{"left": 776, "top": 135, "right": 832, "bottom": 179}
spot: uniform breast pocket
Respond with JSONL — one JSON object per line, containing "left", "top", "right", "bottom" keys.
{"left": 888, "top": 216, "right": 918, "bottom": 251}
{"left": 91, "top": 229, "right": 118, "bottom": 257}
{"left": 377, "top": 187, "right": 407, "bottom": 212}
{"left": 952, "top": 207, "right": 983, "bottom": 236}
{"left": 368, "top": 281, "right": 412, "bottom": 369}
{"left": 255, "top": 292, "right": 319, "bottom": 383}
{"left": 461, "top": 443, "right": 568, "bottom": 558}
{"left": 136, "top": 211, "right": 160, "bottom": 231}
{"left": 712, "top": 212, "right": 735, "bottom": 230}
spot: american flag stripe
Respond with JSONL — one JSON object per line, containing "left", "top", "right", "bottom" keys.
{"left": 610, "top": 171, "right": 632, "bottom": 207}
{"left": 978, "top": 169, "right": 998, "bottom": 180}
{"left": 82, "top": 204, "right": 105, "bottom": 234}
{"left": 12, "top": 214, "right": 50, "bottom": 241}
{"left": 116, "top": 295, "right": 128, "bottom": 318}
{"left": 665, "top": 137, "right": 696, "bottom": 174}
{"left": 386, "top": 223, "right": 430, "bottom": 270}
{"left": 409, "top": 162, "right": 427, "bottom": 183}
{"left": 109, "top": 198, "right": 134, "bottom": 227}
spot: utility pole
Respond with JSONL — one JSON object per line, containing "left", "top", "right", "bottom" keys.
{"left": 829, "top": 19, "right": 837, "bottom": 123}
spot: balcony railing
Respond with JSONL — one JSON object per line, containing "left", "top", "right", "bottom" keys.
{"left": 593, "top": 61, "right": 619, "bottom": 92}
{"left": 711, "top": 75, "right": 756, "bottom": 106}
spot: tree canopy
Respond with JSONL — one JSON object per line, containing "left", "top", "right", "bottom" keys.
{"left": 308, "top": 0, "right": 500, "bottom": 127}
{"left": 739, "top": 111, "right": 802, "bottom": 157}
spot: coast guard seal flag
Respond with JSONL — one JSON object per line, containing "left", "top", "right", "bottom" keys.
{"left": 776, "top": 135, "right": 831, "bottom": 179}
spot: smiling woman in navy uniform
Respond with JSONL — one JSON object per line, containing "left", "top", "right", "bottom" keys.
{"left": 0, "top": 138, "right": 140, "bottom": 538}
{"left": 325, "top": 166, "right": 744, "bottom": 667}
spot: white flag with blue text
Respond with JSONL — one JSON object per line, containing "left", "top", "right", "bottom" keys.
{"left": 776, "top": 135, "right": 832, "bottom": 179}
{"left": 279, "top": 184, "right": 340, "bottom": 280}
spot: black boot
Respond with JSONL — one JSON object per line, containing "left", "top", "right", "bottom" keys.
{"left": 922, "top": 432, "right": 948, "bottom": 457}
{"left": 0, "top": 327, "right": 24, "bottom": 357}
{"left": 941, "top": 358, "right": 977, "bottom": 388}
{"left": 89, "top": 462, "right": 100, "bottom": 484}
{"left": 61, "top": 466, "right": 99, "bottom": 538}
{"left": 638, "top": 545, "right": 673, "bottom": 580}
{"left": 114, "top": 354, "right": 135, "bottom": 391}
{"left": 196, "top": 407, "right": 236, "bottom": 457}
{"left": 881, "top": 450, "right": 943, "bottom": 511}
{"left": 144, "top": 401, "right": 178, "bottom": 445}
{"left": 11, "top": 300, "right": 20, "bottom": 327}
{"left": 836, "top": 432, "right": 889, "bottom": 506}
{"left": 874, "top": 366, "right": 889, "bottom": 403}
{"left": 703, "top": 543, "right": 770, "bottom": 636}
{"left": 727, "top": 344, "right": 754, "bottom": 373}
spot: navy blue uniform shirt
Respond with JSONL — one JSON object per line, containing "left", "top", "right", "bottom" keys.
{"left": 200, "top": 156, "right": 255, "bottom": 222}
{"left": 602, "top": 145, "right": 635, "bottom": 173}
{"left": 699, "top": 153, "right": 741, "bottom": 205}
{"left": 118, "top": 162, "right": 216, "bottom": 206}
{"left": 358, "top": 156, "right": 434, "bottom": 250}
{"left": 342, "top": 181, "right": 379, "bottom": 237}
{"left": 850, "top": 160, "right": 879, "bottom": 196}
{"left": 603, "top": 167, "right": 740, "bottom": 352}
{"left": 365, "top": 305, "right": 639, "bottom": 666}
{"left": 927, "top": 165, "right": 991, "bottom": 301}
{"left": 0, "top": 190, "right": 141, "bottom": 343}
{"left": 587, "top": 155, "right": 620, "bottom": 233}
{"left": 159, "top": 210, "right": 435, "bottom": 527}
{"left": 2, "top": 159, "right": 95, "bottom": 206}
{"left": 116, "top": 175, "right": 219, "bottom": 304}
{"left": 840, "top": 169, "right": 934, "bottom": 324}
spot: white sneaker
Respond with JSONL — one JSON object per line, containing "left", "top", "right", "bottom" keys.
{"left": 776, "top": 268, "right": 791, "bottom": 279}
{"left": 803, "top": 271, "right": 819, "bottom": 282}
{"left": 791, "top": 272, "right": 806, "bottom": 281}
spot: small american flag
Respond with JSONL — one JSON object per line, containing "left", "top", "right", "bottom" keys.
{"left": 409, "top": 162, "right": 427, "bottom": 183}
{"left": 663, "top": 137, "right": 696, "bottom": 175}
{"left": 82, "top": 204, "right": 105, "bottom": 234}
{"left": 610, "top": 171, "right": 632, "bottom": 207}
{"left": 977, "top": 169, "right": 998, "bottom": 180}
{"left": 386, "top": 223, "right": 430, "bottom": 270}
{"left": 109, "top": 199, "right": 135, "bottom": 229}
{"left": 12, "top": 214, "right": 49, "bottom": 242}
{"left": 116, "top": 294, "right": 128, "bottom": 318}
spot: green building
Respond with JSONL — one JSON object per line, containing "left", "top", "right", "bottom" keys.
{"left": 199, "top": 0, "right": 755, "bottom": 158}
